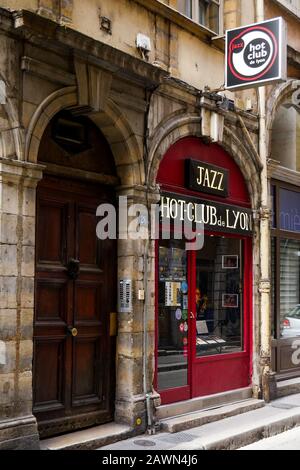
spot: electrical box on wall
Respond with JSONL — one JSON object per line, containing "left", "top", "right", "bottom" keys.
{"left": 118, "top": 279, "right": 132, "bottom": 313}
{"left": 136, "top": 33, "right": 151, "bottom": 52}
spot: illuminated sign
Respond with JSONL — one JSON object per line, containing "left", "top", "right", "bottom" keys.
{"left": 225, "top": 17, "right": 286, "bottom": 91}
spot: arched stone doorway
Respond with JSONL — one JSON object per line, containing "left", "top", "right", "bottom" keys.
{"left": 33, "top": 111, "right": 118, "bottom": 437}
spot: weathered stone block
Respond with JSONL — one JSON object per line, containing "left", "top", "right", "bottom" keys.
{"left": 116, "top": 355, "right": 143, "bottom": 397}
{"left": 0, "top": 415, "right": 39, "bottom": 449}
{"left": 20, "top": 309, "right": 34, "bottom": 340}
{"left": 0, "top": 277, "right": 17, "bottom": 309}
{"left": 0, "top": 341, "right": 16, "bottom": 374}
{"left": 0, "top": 130, "right": 16, "bottom": 159}
{"left": 0, "top": 213, "right": 18, "bottom": 244}
{"left": 20, "top": 277, "right": 34, "bottom": 308}
{"left": 114, "top": 396, "right": 147, "bottom": 429}
{"left": 19, "top": 340, "right": 33, "bottom": 372}
{"left": 23, "top": 74, "right": 59, "bottom": 106}
{"left": 18, "top": 371, "right": 33, "bottom": 403}
{"left": 21, "top": 246, "right": 35, "bottom": 277}
{"left": 22, "top": 187, "right": 36, "bottom": 217}
{"left": 0, "top": 309, "right": 17, "bottom": 340}
{"left": 0, "top": 245, "right": 18, "bottom": 276}
{"left": 1, "top": 183, "right": 20, "bottom": 216}
{"left": 0, "top": 373, "right": 14, "bottom": 406}
{"left": 22, "top": 101, "right": 38, "bottom": 130}
{"left": 117, "top": 331, "right": 143, "bottom": 358}
{"left": 22, "top": 216, "right": 35, "bottom": 246}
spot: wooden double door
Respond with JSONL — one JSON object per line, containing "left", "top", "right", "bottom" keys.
{"left": 33, "top": 175, "right": 116, "bottom": 437}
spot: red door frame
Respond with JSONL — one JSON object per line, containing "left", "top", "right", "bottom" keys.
{"left": 155, "top": 137, "right": 253, "bottom": 405}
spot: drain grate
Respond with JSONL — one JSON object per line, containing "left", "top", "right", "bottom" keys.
{"left": 271, "top": 403, "right": 299, "bottom": 410}
{"left": 159, "top": 432, "right": 198, "bottom": 444}
{"left": 133, "top": 439, "right": 157, "bottom": 447}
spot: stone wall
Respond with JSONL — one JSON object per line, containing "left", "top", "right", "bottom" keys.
{"left": 0, "top": 159, "right": 42, "bottom": 449}
{"left": 0, "top": 1, "right": 276, "bottom": 448}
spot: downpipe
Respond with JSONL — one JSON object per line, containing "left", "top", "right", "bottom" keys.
{"left": 256, "top": 0, "right": 272, "bottom": 402}
{"left": 142, "top": 86, "right": 159, "bottom": 435}
{"left": 143, "top": 237, "right": 155, "bottom": 435}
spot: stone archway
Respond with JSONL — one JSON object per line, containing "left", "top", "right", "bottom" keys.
{"left": 23, "top": 83, "right": 152, "bottom": 434}
{"left": 147, "top": 112, "right": 261, "bottom": 209}
{"left": 147, "top": 111, "right": 263, "bottom": 400}
{"left": 25, "top": 86, "right": 144, "bottom": 186}
{"left": 0, "top": 76, "right": 24, "bottom": 161}
{"left": 266, "top": 79, "right": 300, "bottom": 157}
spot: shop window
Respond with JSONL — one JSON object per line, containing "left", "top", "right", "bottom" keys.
{"left": 157, "top": 234, "right": 245, "bottom": 391}
{"left": 271, "top": 181, "right": 300, "bottom": 376}
{"left": 176, "top": 0, "right": 221, "bottom": 33}
{"left": 271, "top": 237, "right": 276, "bottom": 338}
{"left": 280, "top": 188, "right": 300, "bottom": 233}
{"left": 195, "top": 236, "right": 243, "bottom": 357}
{"left": 279, "top": 239, "right": 300, "bottom": 338}
{"left": 271, "top": 105, "right": 300, "bottom": 172}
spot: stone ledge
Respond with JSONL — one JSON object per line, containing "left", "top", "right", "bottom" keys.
{"left": 0, "top": 415, "right": 39, "bottom": 450}
{"left": 277, "top": 377, "right": 300, "bottom": 398}
{"left": 40, "top": 423, "right": 133, "bottom": 451}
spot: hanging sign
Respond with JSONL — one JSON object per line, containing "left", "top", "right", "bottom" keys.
{"left": 225, "top": 17, "right": 286, "bottom": 91}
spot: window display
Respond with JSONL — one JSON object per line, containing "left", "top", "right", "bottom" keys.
{"left": 195, "top": 236, "right": 243, "bottom": 357}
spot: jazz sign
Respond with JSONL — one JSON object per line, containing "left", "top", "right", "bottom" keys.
{"left": 225, "top": 17, "right": 286, "bottom": 91}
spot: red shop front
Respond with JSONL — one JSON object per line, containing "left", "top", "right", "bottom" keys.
{"left": 155, "top": 137, "right": 253, "bottom": 405}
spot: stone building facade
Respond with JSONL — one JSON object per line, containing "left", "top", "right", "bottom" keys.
{"left": 0, "top": 0, "right": 298, "bottom": 449}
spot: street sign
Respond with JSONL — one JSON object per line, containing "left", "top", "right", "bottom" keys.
{"left": 225, "top": 17, "right": 286, "bottom": 91}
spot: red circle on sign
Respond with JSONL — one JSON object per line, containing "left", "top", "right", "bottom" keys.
{"left": 228, "top": 25, "right": 278, "bottom": 82}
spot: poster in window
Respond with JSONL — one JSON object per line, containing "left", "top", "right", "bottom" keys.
{"left": 222, "top": 255, "right": 239, "bottom": 269}
{"left": 165, "top": 282, "right": 182, "bottom": 307}
{"left": 222, "top": 293, "right": 239, "bottom": 308}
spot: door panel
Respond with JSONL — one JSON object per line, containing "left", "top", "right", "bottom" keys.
{"left": 34, "top": 339, "right": 65, "bottom": 407}
{"left": 75, "top": 282, "right": 102, "bottom": 322}
{"left": 33, "top": 175, "right": 116, "bottom": 437}
{"left": 36, "top": 280, "right": 67, "bottom": 322}
{"left": 73, "top": 338, "right": 100, "bottom": 400}
{"left": 37, "top": 201, "right": 68, "bottom": 266}
{"left": 77, "top": 206, "right": 101, "bottom": 267}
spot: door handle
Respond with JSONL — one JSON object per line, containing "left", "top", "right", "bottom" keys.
{"left": 67, "top": 326, "right": 78, "bottom": 337}
{"left": 190, "top": 312, "right": 195, "bottom": 319}
{"left": 67, "top": 258, "right": 80, "bottom": 280}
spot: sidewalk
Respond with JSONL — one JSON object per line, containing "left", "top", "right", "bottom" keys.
{"left": 98, "top": 393, "right": 300, "bottom": 451}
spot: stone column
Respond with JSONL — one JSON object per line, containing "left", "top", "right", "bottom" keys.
{"left": 114, "top": 185, "right": 160, "bottom": 432}
{"left": 0, "top": 157, "right": 44, "bottom": 449}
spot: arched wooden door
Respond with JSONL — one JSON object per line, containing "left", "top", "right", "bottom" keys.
{"left": 33, "top": 113, "right": 118, "bottom": 437}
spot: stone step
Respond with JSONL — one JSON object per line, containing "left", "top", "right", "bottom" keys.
{"left": 172, "top": 399, "right": 300, "bottom": 450}
{"left": 159, "top": 398, "right": 265, "bottom": 433}
{"left": 40, "top": 423, "right": 132, "bottom": 451}
{"left": 99, "top": 395, "right": 300, "bottom": 451}
{"left": 277, "top": 377, "right": 300, "bottom": 398}
{"left": 156, "top": 386, "right": 253, "bottom": 420}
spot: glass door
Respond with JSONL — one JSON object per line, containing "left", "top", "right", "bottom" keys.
{"left": 193, "top": 235, "right": 244, "bottom": 358}
{"left": 157, "top": 239, "right": 191, "bottom": 403}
